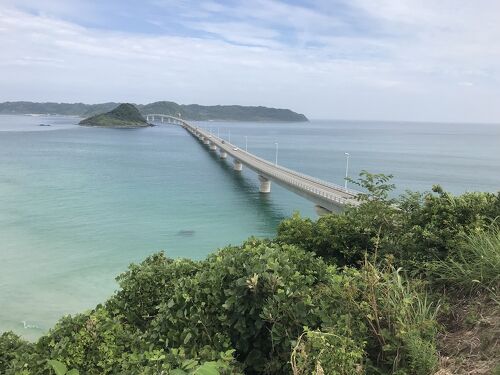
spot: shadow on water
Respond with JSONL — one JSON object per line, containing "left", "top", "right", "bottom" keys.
{"left": 188, "top": 134, "right": 288, "bottom": 231}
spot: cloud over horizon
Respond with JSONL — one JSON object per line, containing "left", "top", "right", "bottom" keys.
{"left": 1, "top": 0, "right": 499, "bottom": 122}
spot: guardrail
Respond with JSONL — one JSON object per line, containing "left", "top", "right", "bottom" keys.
{"left": 184, "top": 124, "right": 359, "bottom": 206}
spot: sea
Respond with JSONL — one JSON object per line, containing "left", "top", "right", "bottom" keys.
{"left": 1, "top": 114, "right": 499, "bottom": 340}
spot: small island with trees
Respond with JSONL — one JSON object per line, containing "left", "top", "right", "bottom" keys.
{"left": 79, "top": 103, "right": 150, "bottom": 128}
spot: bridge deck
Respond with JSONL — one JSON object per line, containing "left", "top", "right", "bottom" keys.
{"left": 146, "top": 114, "right": 359, "bottom": 208}
{"left": 184, "top": 124, "right": 358, "bottom": 208}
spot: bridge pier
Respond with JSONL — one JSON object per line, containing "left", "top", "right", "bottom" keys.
{"left": 258, "top": 175, "right": 271, "bottom": 193}
{"left": 203, "top": 138, "right": 210, "bottom": 145}
{"left": 209, "top": 142, "right": 217, "bottom": 151}
{"left": 314, "top": 205, "right": 332, "bottom": 216}
{"left": 233, "top": 159, "right": 243, "bottom": 171}
{"left": 220, "top": 151, "right": 227, "bottom": 159}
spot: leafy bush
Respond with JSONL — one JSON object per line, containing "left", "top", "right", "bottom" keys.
{"left": 145, "top": 239, "right": 341, "bottom": 373}
{"left": 0, "top": 332, "right": 33, "bottom": 374}
{"left": 278, "top": 173, "right": 500, "bottom": 273}
{"left": 290, "top": 329, "right": 364, "bottom": 375}
{"left": 108, "top": 253, "right": 200, "bottom": 330}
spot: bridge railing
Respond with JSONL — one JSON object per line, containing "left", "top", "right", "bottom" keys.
{"left": 182, "top": 122, "right": 359, "bottom": 205}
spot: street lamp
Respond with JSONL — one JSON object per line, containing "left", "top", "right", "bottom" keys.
{"left": 245, "top": 136, "right": 248, "bottom": 152}
{"left": 275, "top": 142, "right": 279, "bottom": 166}
{"left": 344, "top": 152, "right": 350, "bottom": 190}
{"left": 228, "top": 129, "right": 231, "bottom": 143}
{"left": 217, "top": 128, "right": 220, "bottom": 138}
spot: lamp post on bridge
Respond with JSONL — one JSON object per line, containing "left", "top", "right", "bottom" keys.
{"left": 245, "top": 136, "right": 248, "bottom": 152}
{"left": 228, "top": 129, "right": 231, "bottom": 143}
{"left": 344, "top": 152, "right": 350, "bottom": 190}
{"left": 217, "top": 128, "right": 220, "bottom": 138}
{"left": 275, "top": 142, "right": 279, "bottom": 166}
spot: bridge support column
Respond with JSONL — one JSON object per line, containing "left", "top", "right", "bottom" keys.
{"left": 233, "top": 159, "right": 242, "bottom": 171}
{"left": 314, "top": 205, "right": 332, "bottom": 216}
{"left": 220, "top": 151, "right": 227, "bottom": 159}
{"left": 258, "top": 175, "right": 271, "bottom": 193}
{"left": 203, "top": 138, "right": 210, "bottom": 145}
{"left": 209, "top": 142, "right": 217, "bottom": 151}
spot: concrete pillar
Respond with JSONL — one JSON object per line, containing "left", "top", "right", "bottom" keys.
{"left": 209, "top": 142, "right": 217, "bottom": 151}
{"left": 220, "top": 151, "right": 227, "bottom": 159}
{"left": 233, "top": 159, "right": 243, "bottom": 171}
{"left": 258, "top": 175, "right": 271, "bottom": 193}
{"left": 203, "top": 138, "right": 210, "bottom": 145}
{"left": 314, "top": 205, "right": 332, "bottom": 216}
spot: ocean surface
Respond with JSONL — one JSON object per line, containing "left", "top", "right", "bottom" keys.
{"left": 1, "top": 114, "right": 499, "bottom": 340}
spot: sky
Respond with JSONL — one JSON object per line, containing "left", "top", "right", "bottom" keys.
{"left": 1, "top": 0, "right": 500, "bottom": 122}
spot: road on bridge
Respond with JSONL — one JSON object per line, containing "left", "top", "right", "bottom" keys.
{"left": 183, "top": 123, "right": 359, "bottom": 210}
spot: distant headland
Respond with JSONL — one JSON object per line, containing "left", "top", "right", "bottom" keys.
{"left": 0, "top": 101, "right": 308, "bottom": 122}
{"left": 79, "top": 103, "right": 149, "bottom": 128}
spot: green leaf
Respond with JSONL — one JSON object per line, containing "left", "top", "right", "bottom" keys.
{"left": 194, "top": 362, "right": 220, "bottom": 375}
{"left": 47, "top": 360, "right": 67, "bottom": 375}
{"left": 183, "top": 332, "right": 192, "bottom": 345}
{"left": 67, "top": 370, "right": 80, "bottom": 375}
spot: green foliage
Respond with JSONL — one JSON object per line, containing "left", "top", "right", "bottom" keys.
{"left": 79, "top": 103, "right": 148, "bottom": 127}
{"left": 0, "top": 331, "right": 33, "bottom": 374}
{"left": 278, "top": 173, "right": 500, "bottom": 271}
{"left": 291, "top": 329, "right": 364, "bottom": 374}
{"left": 345, "top": 261, "right": 439, "bottom": 374}
{"left": 431, "top": 227, "right": 500, "bottom": 297}
{"left": 347, "top": 170, "right": 396, "bottom": 203}
{"left": 145, "top": 239, "right": 339, "bottom": 373}
{"left": 108, "top": 252, "right": 200, "bottom": 330}
{"left": 396, "top": 187, "right": 500, "bottom": 267}
{"left": 47, "top": 359, "right": 79, "bottom": 375}
{"left": 3, "top": 172, "right": 498, "bottom": 374}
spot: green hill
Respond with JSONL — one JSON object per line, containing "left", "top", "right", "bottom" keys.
{"left": 79, "top": 103, "right": 149, "bottom": 128}
{"left": 0, "top": 101, "right": 308, "bottom": 122}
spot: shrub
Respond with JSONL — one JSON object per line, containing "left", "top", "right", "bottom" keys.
{"left": 0, "top": 332, "right": 33, "bottom": 374}
{"left": 277, "top": 173, "right": 500, "bottom": 275}
{"left": 146, "top": 239, "right": 342, "bottom": 374}
{"left": 290, "top": 329, "right": 364, "bottom": 375}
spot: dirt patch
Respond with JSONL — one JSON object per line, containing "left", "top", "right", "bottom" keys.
{"left": 435, "top": 292, "right": 499, "bottom": 375}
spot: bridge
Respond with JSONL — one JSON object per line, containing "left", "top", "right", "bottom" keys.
{"left": 146, "top": 114, "right": 359, "bottom": 212}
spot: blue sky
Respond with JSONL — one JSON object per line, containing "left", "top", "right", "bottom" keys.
{"left": 1, "top": 0, "right": 500, "bottom": 122}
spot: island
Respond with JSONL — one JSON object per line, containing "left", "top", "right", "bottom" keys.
{"left": 0, "top": 100, "right": 308, "bottom": 122}
{"left": 79, "top": 103, "right": 150, "bottom": 128}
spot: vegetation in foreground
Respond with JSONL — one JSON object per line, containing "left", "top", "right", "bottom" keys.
{"left": 1, "top": 172, "right": 499, "bottom": 374}
{"left": 79, "top": 103, "right": 149, "bottom": 128}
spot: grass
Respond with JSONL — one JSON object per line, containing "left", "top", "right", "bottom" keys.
{"left": 434, "top": 227, "right": 500, "bottom": 300}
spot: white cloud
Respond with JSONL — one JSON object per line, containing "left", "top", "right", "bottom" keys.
{"left": 0, "top": 1, "right": 499, "bottom": 122}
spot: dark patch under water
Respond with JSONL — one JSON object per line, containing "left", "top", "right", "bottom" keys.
{"left": 177, "top": 229, "right": 195, "bottom": 237}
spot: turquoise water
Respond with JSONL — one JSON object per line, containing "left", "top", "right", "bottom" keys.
{"left": 1, "top": 115, "right": 499, "bottom": 339}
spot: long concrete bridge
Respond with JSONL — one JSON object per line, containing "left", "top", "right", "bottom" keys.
{"left": 146, "top": 114, "right": 359, "bottom": 212}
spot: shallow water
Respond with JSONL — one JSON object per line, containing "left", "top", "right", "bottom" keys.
{"left": 0, "top": 115, "right": 499, "bottom": 339}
